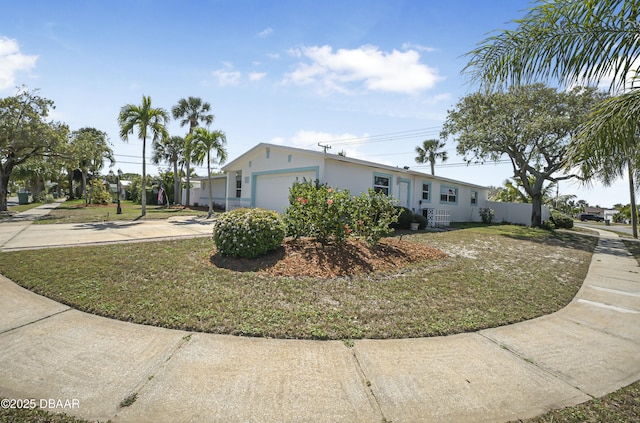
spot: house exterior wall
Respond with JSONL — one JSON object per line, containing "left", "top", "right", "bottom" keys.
{"left": 224, "top": 145, "right": 324, "bottom": 213}
{"left": 198, "top": 178, "right": 227, "bottom": 208}
{"left": 218, "top": 143, "right": 496, "bottom": 224}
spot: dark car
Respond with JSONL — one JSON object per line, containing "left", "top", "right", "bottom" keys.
{"left": 580, "top": 213, "right": 604, "bottom": 222}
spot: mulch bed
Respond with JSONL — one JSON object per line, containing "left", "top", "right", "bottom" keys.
{"left": 210, "top": 237, "right": 447, "bottom": 278}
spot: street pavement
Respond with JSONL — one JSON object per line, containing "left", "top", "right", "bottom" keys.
{"left": 0, "top": 204, "right": 639, "bottom": 422}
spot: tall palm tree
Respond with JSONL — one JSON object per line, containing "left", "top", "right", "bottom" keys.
{"left": 414, "top": 139, "right": 448, "bottom": 175}
{"left": 188, "top": 127, "right": 227, "bottom": 217}
{"left": 464, "top": 0, "right": 640, "bottom": 236}
{"left": 152, "top": 135, "right": 184, "bottom": 205}
{"left": 172, "top": 97, "right": 214, "bottom": 206}
{"left": 118, "top": 96, "right": 169, "bottom": 216}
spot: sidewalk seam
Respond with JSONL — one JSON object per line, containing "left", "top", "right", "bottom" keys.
{"left": 477, "top": 332, "right": 596, "bottom": 400}
{"left": 0, "top": 307, "right": 72, "bottom": 335}
{"left": 349, "top": 345, "right": 388, "bottom": 422}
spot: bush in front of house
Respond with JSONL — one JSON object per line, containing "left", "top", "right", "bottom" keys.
{"left": 413, "top": 213, "right": 428, "bottom": 229}
{"left": 391, "top": 207, "right": 414, "bottom": 229}
{"left": 213, "top": 208, "right": 286, "bottom": 258}
{"left": 284, "top": 181, "right": 399, "bottom": 247}
{"left": 551, "top": 211, "right": 574, "bottom": 229}
{"left": 479, "top": 207, "right": 495, "bottom": 224}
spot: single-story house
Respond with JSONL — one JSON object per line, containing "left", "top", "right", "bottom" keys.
{"left": 187, "top": 143, "right": 548, "bottom": 226}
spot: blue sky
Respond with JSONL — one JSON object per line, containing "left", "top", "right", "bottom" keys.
{"left": 0, "top": 0, "right": 629, "bottom": 208}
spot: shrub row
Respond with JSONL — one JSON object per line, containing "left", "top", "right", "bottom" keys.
{"left": 212, "top": 208, "right": 286, "bottom": 258}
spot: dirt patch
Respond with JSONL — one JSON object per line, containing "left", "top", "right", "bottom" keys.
{"left": 210, "top": 237, "right": 447, "bottom": 278}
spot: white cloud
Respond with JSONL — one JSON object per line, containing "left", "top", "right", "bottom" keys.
{"left": 212, "top": 64, "right": 241, "bottom": 87}
{"left": 0, "top": 37, "right": 37, "bottom": 90}
{"left": 248, "top": 72, "right": 266, "bottom": 81}
{"left": 284, "top": 44, "right": 443, "bottom": 95}
{"left": 258, "top": 27, "right": 273, "bottom": 38}
{"left": 402, "top": 42, "right": 436, "bottom": 53}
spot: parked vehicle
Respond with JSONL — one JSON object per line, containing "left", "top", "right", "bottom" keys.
{"left": 579, "top": 213, "right": 604, "bottom": 222}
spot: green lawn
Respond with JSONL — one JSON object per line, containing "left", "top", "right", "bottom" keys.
{"left": 0, "top": 225, "right": 596, "bottom": 340}
{"left": 32, "top": 198, "right": 209, "bottom": 224}
{"left": 2, "top": 224, "right": 640, "bottom": 422}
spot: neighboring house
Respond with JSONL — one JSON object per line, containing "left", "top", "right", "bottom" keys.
{"left": 182, "top": 143, "right": 549, "bottom": 226}
{"left": 583, "top": 206, "right": 607, "bottom": 217}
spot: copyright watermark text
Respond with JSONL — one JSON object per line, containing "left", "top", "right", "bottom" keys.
{"left": 1, "top": 398, "right": 80, "bottom": 410}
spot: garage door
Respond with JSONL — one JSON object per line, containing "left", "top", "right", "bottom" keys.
{"left": 254, "top": 171, "right": 317, "bottom": 213}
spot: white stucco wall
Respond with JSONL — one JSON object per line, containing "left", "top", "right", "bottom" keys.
{"left": 486, "top": 201, "right": 550, "bottom": 226}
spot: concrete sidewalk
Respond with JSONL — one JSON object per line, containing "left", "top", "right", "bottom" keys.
{"left": 0, "top": 222, "right": 639, "bottom": 422}
{"left": 0, "top": 200, "right": 215, "bottom": 251}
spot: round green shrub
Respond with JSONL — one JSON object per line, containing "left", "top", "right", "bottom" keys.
{"left": 213, "top": 208, "right": 286, "bottom": 258}
{"left": 413, "top": 213, "right": 428, "bottom": 229}
{"left": 551, "top": 211, "right": 574, "bottom": 229}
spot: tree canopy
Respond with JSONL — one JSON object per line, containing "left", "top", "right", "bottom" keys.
{"left": 0, "top": 88, "right": 68, "bottom": 211}
{"left": 441, "top": 83, "right": 606, "bottom": 227}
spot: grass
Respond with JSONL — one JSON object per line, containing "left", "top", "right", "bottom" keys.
{"left": 514, "top": 379, "right": 640, "bottom": 422}
{"left": 31, "top": 198, "right": 209, "bottom": 224}
{"left": 0, "top": 224, "right": 597, "bottom": 340}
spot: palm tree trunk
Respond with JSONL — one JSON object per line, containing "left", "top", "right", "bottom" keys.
{"left": 173, "top": 159, "right": 180, "bottom": 205}
{"left": 628, "top": 162, "right": 637, "bottom": 239}
{"left": 207, "top": 151, "right": 213, "bottom": 217}
{"left": 430, "top": 160, "right": 435, "bottom": 176}
{"left": 141, "top": 135, "right": 147, "bottom": 216}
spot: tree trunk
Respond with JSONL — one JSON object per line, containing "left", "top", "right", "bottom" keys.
{"left": 185, "top": 158, "right": 191, "bottom": 206}
{"left": 67, "top": 169, "right": 74, "bottom": 200}
{"left": 207, "top": 151, "right": 213, "bottom": 217}
{"left": 430, "top": 160, "right": 435, "bottom": 176}
{"left": 82, "top": 169, "right": 88, "bottom": 205}
{"left": 0, "top": 170, "right": 9, "bottom": 212}
{"left": 530, "top": 193, "right": 543, "bottom": 228}
{"left": 628, "top": 162, "right": 638, "bottom": 239}
{"left": 173, "top": 160, "right": 180, "bottom": 205}
{"left": 141, "top": 136, "right": 147, "bottom": 216}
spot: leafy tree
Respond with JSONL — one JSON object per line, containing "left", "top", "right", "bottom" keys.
{"left": 0, "top": 88, "right": 68, "bottom": 211}
{"left": 152, "top": 135, "right": 184, "bottom": 205}
{"left": 492, "top": 176, "right": 557, "bottom": 204}
{"left": 188, "top": 127, "right": 227, "bottom": 217}
{"left": 118, "top": 96, "right": 169, "bottom": 216}
{"left": 171, "top": 97, "right": 214, "bottom": 206}
{"left": 414, "top": 139, "right": 448, "bottom": 175}
{"left": 69, "top": 127, "right": 114, "bottom": 204}
{"left": 441, "top": 84, "right": 605, "bottom": 227}
{"left": 464, "top": 0, "right": 640, "bottom": 235}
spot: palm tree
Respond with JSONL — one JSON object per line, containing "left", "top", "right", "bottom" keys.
{"left": 152, "top": 135, "right": 184, "bottom": 205}
{"left": 188, "top": 127, "right": 227, "bottom": 217}
{"left": 414, "top": 139, "right": 448, "bottom": 176}
{"left": 464, "top": 0, "right": 640, "bottom": 237}
{"left": 118, "top": 96, "right": 169, "bottom": 216}
{"left": 172, "top": 97, "right": 214, "bottom": 206}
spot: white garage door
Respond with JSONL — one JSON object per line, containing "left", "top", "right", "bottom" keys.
{"left": 254, "top": 171, "right": 316, "bottom": 213}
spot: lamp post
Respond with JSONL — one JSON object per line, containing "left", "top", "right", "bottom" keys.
{"left": 116, "top": 169, "right": 122, "bottom": 214}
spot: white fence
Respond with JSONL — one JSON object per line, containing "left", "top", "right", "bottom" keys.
{"left": 486, "top": 201, "right": 550, "bottom": 226}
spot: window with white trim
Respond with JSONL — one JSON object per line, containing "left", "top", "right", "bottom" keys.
{"left": 235, "top": 179, "right": 242, "bottom": 198}
{"left": 440, "top": 186, "right": 458, "bottom": 203}
{"left": 471, "top": 190, "right": 478, "bottom": 205}
{"left": 422, "top": 182, "right": 431, "bottom": 201}
{"left": 373, "top": 175, "right": 390, "bottom": 195}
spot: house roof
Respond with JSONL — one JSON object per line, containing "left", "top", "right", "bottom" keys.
{"left": 222, "top": 142, "right": 489, "bottom": 190}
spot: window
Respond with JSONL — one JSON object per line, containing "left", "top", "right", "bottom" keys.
{"left": 235, "top": 179, "right": 242, "bottom": 198}
{"left": 422, "top": 182, "right": 430, "bottom": 201}
{"left": 471, "top": 191, "right": 478, "bottom": 205}
{"left": 373, "top": 175, "right": 390, "bottom": 195}
{"left": 440, "top": 186, "right": 458, "bottom": 203}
